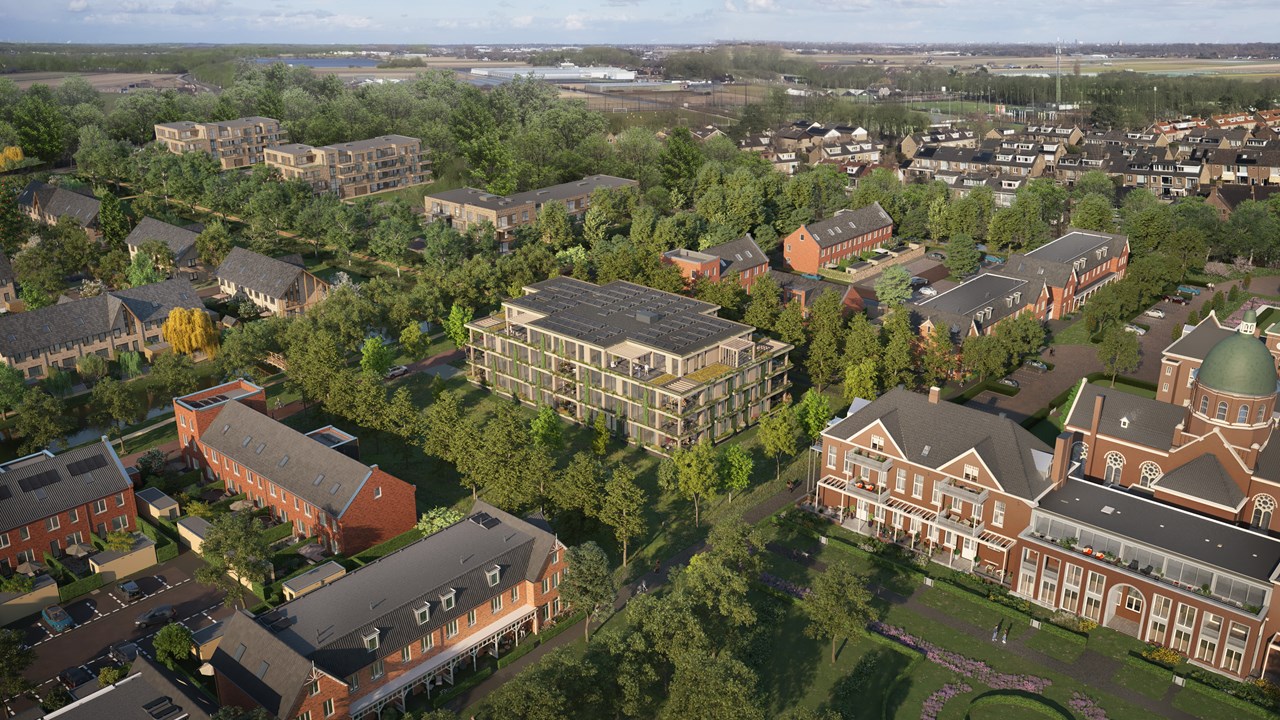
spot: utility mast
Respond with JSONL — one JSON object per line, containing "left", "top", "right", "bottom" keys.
{"left": 1055, "top": 38, "right": 1063, "bottom": 110}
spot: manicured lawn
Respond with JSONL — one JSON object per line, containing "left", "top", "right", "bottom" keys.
{"left": 1051, "top": 318, "right": 1093, "bottom": 346}
{"left": 1172, "top": 683, "right": 1277, "bottom": 720}
{"left": 1023, "top": 629, "right": 1084, "bottom": 663}
{"left": 1113, "top": 661, "right": 1172, "bottom": 700}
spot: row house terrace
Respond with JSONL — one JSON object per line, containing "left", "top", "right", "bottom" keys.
{"left": 174, "top": 380, "right": 416, "bottom": 555}
{"left": 210, "top": 504, "right": 566, "bottom": 720}
{"left": 1109, "top": 152, "right": 1207, "bottom": 199}
{"left": 466, "top": 277, "right": 792, "bottom": 453}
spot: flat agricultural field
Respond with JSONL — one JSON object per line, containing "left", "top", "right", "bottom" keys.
{"left": 4, "top": 71, "right": 188, "bottom": 90}
{"left": 789, "top": 51, "right": 1280, "bottom": 79}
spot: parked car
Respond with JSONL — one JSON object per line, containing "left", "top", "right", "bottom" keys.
{"left": 1164, "top": 294, "right": 1189, "bottom": 305}
{"left": 1124, "top": 324, "right": 1147, "bottom": 336}
{"left": 117, "top": 580, "right": 144, "bottom": 603}
{"left": 42, "top": 604, "right": 74, "bottom": 633}
{"left": 1177, "top": 285, "right": 1202, "bottom": 296}
{"left": 385, "top": 365, "right": 409, "bottom": 380}
{"left": 57, "top": 666, "right": 93, "bottom": 691}
{"left": 918, "top": 286, "right": 939, "bottom": 297}
{"left": 1144, "top": 308, "right": 1166, "bottom": 319}
{"left": 996, "top": 377, "right": 1020, "bottom": 389}
{"left": 1024, "top": 359, "right": 1048, "bottom": 371}
{"left": 926, "top": 252, "right": 946, "bottom": 261}
{"left": 109, "top": 642, "right": 139, "bottom": 665}
{"left": 134, "top": 605, "right": 175, "bottom": 628}
{"left": 909, "top": 276, "right": 930, "bottom": 288}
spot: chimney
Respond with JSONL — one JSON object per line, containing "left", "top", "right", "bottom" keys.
{"left": 928, "top": 386, "right": 941, "bottom": 404}
{"left": 1086, "top": 391, "right": 1105, "bottom": 479}
{"left": 1050, "top": 431, "right": 1074, "bottom": 488}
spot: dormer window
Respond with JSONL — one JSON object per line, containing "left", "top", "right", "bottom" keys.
{"left": 363, "top": 631, "right": 380, "bottom": 651}
{"left": 486, "top": 566, "right": 501, "bottom": 587}
{"left": 415, "top": 604, "right": 431, "bottom": 625}
{"left": 441, "top": 590, "right": 456, "bottom": 611}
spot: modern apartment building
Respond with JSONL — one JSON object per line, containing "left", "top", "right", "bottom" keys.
{"left": 174, "top": 380, "right": 416, "bottom": 555}
{"left": 0, "top": 439, "right": 136, "bottom": 572}
{"left": 210, "top": 502, "right": 566, "bottom": 719}
{"left": 263, "top": 135, "right": 426, "bottom": 199}
{"left": 465, "top": 277, "right": 792, "bottom": 452}
{"left": 425, "top": 175, "right": 638, "bottom": 253}
{"left": 813, "top": 316, "right": 1280, "bottom": 680}
{"left": 0, "top": 278, "right": 205, "bottom": 379}
{"left": 153, "top": 117, "right": 285, "bottom": 170}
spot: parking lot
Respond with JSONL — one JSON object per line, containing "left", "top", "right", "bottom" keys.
{"left": 6, "top": 552, "right": 229, "bottom": 716}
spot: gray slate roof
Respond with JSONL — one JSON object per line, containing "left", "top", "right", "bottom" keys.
{"left": 211, "top": 503, "right": 558, "bottom": 715}
{"left": 43, "top": 656, "right": 215, "bottom": 720}
{"left": 1038, "top": 478, "right": 1280, "bottom": 582}
{"left": 1025, "top": 230, "right": 1128, "bottom": 280}
{"left": 0, "top": 440, "right": 131, "bottom": 534}
{"left": 704, "top": 234, "right": 768, "bottom": 277}
{"left": 197, "top": 401, "right": 372, "bottom": 518}
{"left": 507, "top": 276, "right": 750, "bottom": 355}
{"left": 1153, "top": 454, "right": 1246, "bottom": 508}
{"left": 123, "top": 218, "right": 199, "bottom": 260}
{"left": 135, "top": 486, "right": 177, "bottom": 509}
{"left": 1064, "top": 383, "right": 1187, "bottom": 451}
{"left": 428, "top": 175, "right": 636, "bottom": 212}
{"left": 802, "top": 202, "right": 893, "bottom": 248}
{"left": 1003, "top": 252, "right": 1073, "bottom": 288}
{"left": 825, "top": 388, "right": 1054, "bottom": 500}
{"left": 1165, "top": 313, "right": 1233, "bottom": 360}
{"left": 769, "top": 270, "right": 849, "bottom": 304}
{"left": 17, "top": 181, "right": 100, "bottom": 228}
{"left": 215, "top": 247, "right": 307, "bottom": 299}
{"left": 0, "top": 278, "right": 202, "bottom": 358}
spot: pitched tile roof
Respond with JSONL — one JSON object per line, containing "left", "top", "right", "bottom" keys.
{"left": 703, "top": 234, "right": 768, "bottom": 276}
{"left": 215, "top": 247, "right": 308, "bottom": 299}
{"left": 211, "top": 502, "right": 558, "bottom": 715}
{"left": 1153, "top": 454, "right": 1245, "bottom": 509}
{"left": 0, "top": 439, "right": 131, "bottom": 534}
{"left": 16, "top": 181, "right": 100, "bottom": 228}
{"left": 824, "top": 388, "right": 1054, "bottom": 500}
{"left": 123, "top": 217, "right": 199, "bottom": 260}
{"left": 197, "top": 401, "right": 373, "bottom": 518}
{"left": 45, "top": 656, "right": 216, "bottom": 720}
{"left": 1164, "top": 313, "right": 1234, "bottom": 361}
{"left": 0, "top": 278, "right": 202, "bottom": 358}
{"left": 1064, "top": 383, "right": 1187, "bottom": 451}
{"left": 801, "top": 202, "right": 893, "bottom": 248}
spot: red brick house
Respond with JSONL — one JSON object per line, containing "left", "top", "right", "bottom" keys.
{"left": 0, "top": 439, "right": 136, "bottom": 572}
{"left": 1003, "top": 229, "right": 1130, "bottom": 321}
{"left": 174, "top": 380, "right": 416, "bottom": 555}
{"left": 782, "top": 203, "right": 893, "bottom": 275}
{"left": 209, "top": 502, "right": 566, "bottom": 719}
{"left": 662, "top": 234, "right": 769, "bottom": 290}
{"left": 814, "top": 318, "right": 1280, "bottom": 680}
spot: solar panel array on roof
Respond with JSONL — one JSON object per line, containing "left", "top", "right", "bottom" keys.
{"left": 18, "top": 469, "right": 61, "bottom": 493}
{"left": 67, "top": 455, "right": 108, "bottom": 476}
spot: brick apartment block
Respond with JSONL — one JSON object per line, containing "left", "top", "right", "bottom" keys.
{"left": 781, "top": 202, "right": 894, "bottom": 275}
{"left": 210, "top": 503, "right": 566, "bottom": 719}
{"left": 0, "top": 439, "right": 136, "bottom": 572}
{"left": 153, "top": 117, "right": 285, "bottom": 170}
{"left": 425, "top": 175, "right": 638, "bottom": 253}
{"left": 662, "top": 233, "right": 769, "bottom": 290}
{"left": 264, "top": 135, "right": 426, "bottom": 199}
{"left": 466, "top": 277, "right": 792, "bottom": 452}
{"left": 174, "top": 380, "right": 415, "bottom": 555}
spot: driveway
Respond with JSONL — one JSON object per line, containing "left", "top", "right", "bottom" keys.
{"left": 964, "top": 280, "right": 1236, "bottom": 423}
{"left": 6, "top": 551, "right": 229, "bottom": 716}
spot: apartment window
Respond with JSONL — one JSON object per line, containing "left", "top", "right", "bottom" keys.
{"left": 491, "top": 595, "right": 503, "bottom": 614}
{"left": 912, "top": 474, "right": 923, "bottom": 499}
{"left": 1216, "top": 401, "right": 1228, "bottom": 421}
{"left": 511, "top": 586, "right": 520, "bottom": 602}
{"left": 992, "top": 501, "right": 1005, "bottom": 528}
{"left": 94, "top": 499, "right": 107, "bottom": 515}
{"left": 68, "top": 508, "right": 77, "bottom": 524}
{"left": 442, "top": 590, "right": 456, "bottom": 611}
{"left": 46, "top": 516, "right": 60, "bottom": 532}
{"left": 415, "top": 605, "right": 431, "bottom": 625}
{"left": 1165, "top": 365, "right": 1172, "bottom": 376}
{"left": 298, "top": 713, "right": 311, "bottom": 720}
{"left": 374, "top": 486, "right": 382, "bottom": 499}
{"left": 0, "top": 534, "right": 8, "bottom": 549}
{"left": 347, "top": 674, "right": 359, "bottom": 692}
{"left": 542, "top": 577, "right": 551, "bottom": 594}
{"left": 370, "top": 659, "right": 384, "bottom": 680}
{"left": 895, "top": 469, "right": 906, "bottom": 493}
{"left": 931, "top": 486, "right": 941, "bottom": 507}
{"left": 486, "top": 566, "right": 501, "bottom": 587}
{"left": 962, "top": 464, "right": 979, "bottom": 482}
{"left": 308, "top": 680, "right": 319, "bottom": 696}
{"left": 1148, "top": 595, "right": 1171, "bottom": 645}
{"left": 826, "top": 446, "right": 837, "bottom": 469}
{"left": 323, "top": 699, "right": 335, "bottom": 718}
{"left": 467, "top": 609, "right": 477, "bottom": 627}
{"left": 363, "top": 631, "right": 379, "bottom": 651}
{"left": 18, "top": 527, "right": 29, "bottom": 541}
{"left": 1172, "top": 605, "right": 1197, "bottom": 654}
{"left": 446, "top": 620, "right": 458, "bottom": 638}
{"left": 115, "top": 493, "right": 125, "bottom": 507}
{"left": 1123, "top": 588, "right": 1144, "bottom": 613}
{"left": 1060, "top": 564, "right": 1082, "bottom": 614}
{"left": 843, "top": 450, "right": 855, "bottom": 476}
{"left": 269, "top": 484, "right": 276, "bottom": 498}
{"left": 401, "top": 646, "right": 412, "bottom": 662}
{"left": 869, "top": 435, "right": 884, "bottom": 452}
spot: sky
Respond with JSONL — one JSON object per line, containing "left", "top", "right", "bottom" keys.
{"left": 2, "top": 0, "right": 1279, "bottom": 45}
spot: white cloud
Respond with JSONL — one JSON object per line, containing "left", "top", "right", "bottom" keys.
{"left": 510, "top": 15, "right": 533, "bottom": 27}
{"left": 67, "top": 0, "right": 89, "bottom": 11}
{"left": 563, "top": 13, "right": 586, "bottom": 30}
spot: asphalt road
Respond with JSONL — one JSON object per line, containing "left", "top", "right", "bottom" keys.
{"left": 7, "top": 551, "right": 231, "bottom": 716}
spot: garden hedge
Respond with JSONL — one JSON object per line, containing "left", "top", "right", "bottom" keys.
{"left": 430, "top": 666, "right": 494, "bottom": 708}
{"left": 262, "top": 521, "right": 295, "bottom": 544}
{"left": 966, "top": 691, "right": 1072, "bottom": 720}
{"left": 58, "top": 573, "right": 104, "bottom": 603}
{"left": 138, "top": 519, "right": 179, "bottom": 563}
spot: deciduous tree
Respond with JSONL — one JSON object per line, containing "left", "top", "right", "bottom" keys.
{"left": 1097, "top": 324, "right": 1141, "bottom": 387}
{"left": 561, "top": 542, "right": 615, "bottom": 641}
{"left": 153, "top": 623, "right": 194, "bottom": 670}
{"left": 599, "top": 465, "right": 646, "bottom": 566}
{"left": 416, "top": 507, "right": 464, "bottom": 536}
{"left": 666, "top": 437, "right": 719, "bottom": 527}
{"left": 718, "top": 444, "right": 753, "bottom": 503}
{"left": 758, "top": 402, "right": 799, "bottom": 480}
{"left": 195, "top": 512, "right": 271, "bottom": 609}
{"left": 359, "top": 337, "right": 395, "bottom": 377}
{"left": 804, "top": 562, "right": 875, "bottom": 663}
{"left": 796, "top": 388, "right": 833, "bottom": 444}
{"left": 162, "top": 307, "right": 219, "bottom": 357}
{"left": 873, "top": 266, "right": 912, "bottom": 308}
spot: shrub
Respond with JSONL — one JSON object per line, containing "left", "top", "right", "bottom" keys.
{"left": 154, "top": 623, "right": 194, "bottom": 669}
{"left": 1141, "top": 643, "right": 1184, "bottom": 667}
{"left": 0, "top": 575, "right": 33, "bottom": 594}
{"left": 98, "top": 665, "right": 126, "bottom": 686}
{"left": 104, "top": 530, "right": 135, "bottom": 552}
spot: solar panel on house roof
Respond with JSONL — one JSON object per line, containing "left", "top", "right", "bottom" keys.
{"left": 67, "top": 455, "right": 108, "bottom": 476}
{"left": 18, "top": 469, "right": 61, "bottom": 493}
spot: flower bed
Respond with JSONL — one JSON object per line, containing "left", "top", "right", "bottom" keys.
{"left": 921, "top": 682, "right": 970, "bottom": 720}
{"left": 872, "top": 622, "right": 1051, "bottom": 694}
{"left": 759, "top": 571, "right": 812, "bottom": 600}
{"left": 1069, "top": 692, "right": 1108, "bottom": 720}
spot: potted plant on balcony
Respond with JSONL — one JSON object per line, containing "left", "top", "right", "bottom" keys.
{"left": 1061, "top": 537, "right": 1077, "bottom": 551}
{"left": 1081, "top": 546, "right": 1093, "bottom": 555}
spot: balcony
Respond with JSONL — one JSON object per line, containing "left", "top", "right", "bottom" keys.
{"left": 848, "top": 448, "right": 894, "bottom": 474}
{"left": 935, "top": 510, "right": 984, "bottom": 537}
{"left": 845, "top": 478, "right": 890, "bottom": 503}
{"left": 938, "top": 479, "right": 989, "bottom": 505}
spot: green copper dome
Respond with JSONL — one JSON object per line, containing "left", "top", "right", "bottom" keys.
{"left": 1197, "top": 325, "right": 1278, "bottom": 398}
